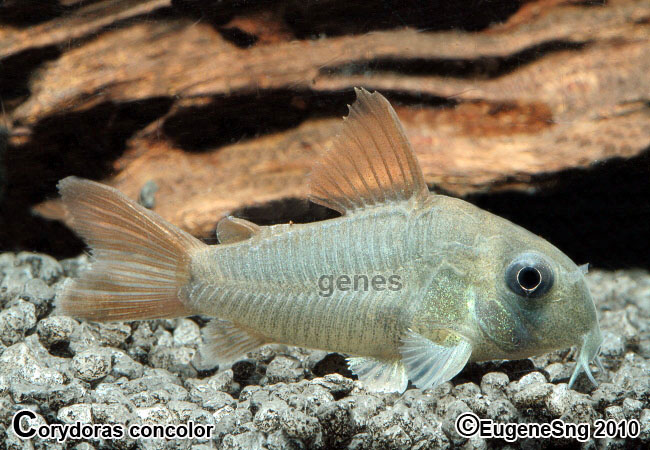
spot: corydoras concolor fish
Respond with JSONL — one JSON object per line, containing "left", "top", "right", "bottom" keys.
{"left": 56, "top": 88, "right": 603, "bottom": 393}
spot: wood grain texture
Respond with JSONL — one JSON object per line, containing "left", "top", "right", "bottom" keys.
{"left": 1, "top": 0, "right": 647, "bottom": 241}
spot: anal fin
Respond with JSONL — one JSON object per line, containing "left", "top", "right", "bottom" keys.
{"left": 347, "top": 356, "right": 408, "bottom": 393}
{"left": 399, "top": 329, "right": 472, "bottom": 390}
{"left": 203, "top": 319, "right": 269, "bottom": 368}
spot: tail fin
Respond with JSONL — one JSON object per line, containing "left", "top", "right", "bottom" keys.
{"left": 57, "top": 176, "right": 206, "bottom": 321}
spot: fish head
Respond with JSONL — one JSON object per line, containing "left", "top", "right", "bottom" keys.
{"left": 473, "top": 216, "right": 602, "bottom": 385}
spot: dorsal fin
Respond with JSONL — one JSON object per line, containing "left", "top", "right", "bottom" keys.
{"left": 217, "top": 216, "right": 261, "bottom": 244}
{"left": 309, "top": 88, "right": 429, "bottom": 214}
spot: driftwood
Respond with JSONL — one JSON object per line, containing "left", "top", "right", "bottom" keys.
{"left": 1, "top": 0, "right": 648, "bottom": 246}
{"left": 8, "top": 1, "right": 649, "bottom": 124}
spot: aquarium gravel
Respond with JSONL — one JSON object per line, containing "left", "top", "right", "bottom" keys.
{"left": 0, "top": 251, "right": 648, "bottom": 449}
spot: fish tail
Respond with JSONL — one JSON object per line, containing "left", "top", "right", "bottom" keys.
{"left": 56, "top": 176, "right": 206, "bottom": 321}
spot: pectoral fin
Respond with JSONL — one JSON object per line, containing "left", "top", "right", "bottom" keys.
{"left": 347, "top": 356, "right": 409, "bottom": 393}
{"left": 399, "top": 329, "right": 472, "bottom": 390}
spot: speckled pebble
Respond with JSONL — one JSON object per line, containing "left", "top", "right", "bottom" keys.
{"left": 91, "top": 402, "right": 133, "bottom": 425}
{"left": 72, "top": 348, "right": 112, "bottom": 382}
{"left": 604, "top": 405, "right": 625, "bottom": 421}
{"left": 600, "top": 330, "right": 627, "bottom": 357}
{"left": 1, "top": 265, "right": 33, "bottom": 303}
{"left": 0, "top": 300, "right": 36, "bottom": 346}
{"left": 375, "top": 423, "right": 412, "bottom": 449}
{"left": 58, "top": 403, "right": 92, "bottom": 423}
{"left": 18, "top": 278, "right": 54, "bottom": 316}
{"left": 263, "top": 355, "right": 305, "bottom": 384}
{"left": 0, "top": 342, "right": 66, "bottom": 386}
{"left": 545, "top": 362, "right": 573, "bottom": 383}
{"left": 149, "top": 345, "right": 197, "bottom": 378}
{"left": 37, "top": 315, "right": 76, "bottom": 347}
{"left": 252, "top": 399, "right": 288, "bottom": 433}
{"left": 516, "top": 371, "right": 548, "bottom": 389}
{"left": 442, "top": 399, "right": 472, "bottom": 446}
{"left": 110, "top": 348, "right": 144, "bottom": 379}
{"left": 15, "top": 252, "right": 63, "bottom": 284}
{"left": 186, "top": 378, "right": 236, "bottom": 411}
{"left": 207, "top": 369, "right": 236, "bottom": 395}
{"left": 512, "top": 382, "right": 553, "bottom": 408}
{"left": 221, "top": 430, "right": 266, "bottom": 450}
{"left": 72, "top": 443, "right": 96, "bottom": 450}
{"left": 317, "top": 399, "right": 355, "bottom": 447}
{"left": 486, "top": 398, "right": 517, "bottom": 422}
{"left": 280, "top": 406, "right": 322, "bottom": 441}
{"left": 639, "top": 409, "right": 650, "bottom": 441}
{"left": 135, "top": 404, "right": 176, "bottom": 423}
{"left": 121, "top": 371, "right": 189, "bottom": 406}
{"left": 173, "top": 318, "right": 201, "bottom": 347}
{"left": 622, "top": 397, "right": 643, "bottom": 418}
{"left": 480, "top": 372, "right": 509, "bottom": 397}
{"left": 312, "top": 373, "right": 355, "bottom": 397}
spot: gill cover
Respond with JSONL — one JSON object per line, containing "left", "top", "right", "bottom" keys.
{"left": 474, "top": 296, "right": 535, "bottom": 354}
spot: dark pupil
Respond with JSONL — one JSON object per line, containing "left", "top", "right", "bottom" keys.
{"left": 518, "top": 267, "right": 541, "bottom": 291}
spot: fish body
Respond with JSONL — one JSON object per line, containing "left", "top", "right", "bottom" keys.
{"left": 57, "top": 88, "right": 603, "bottom": 392}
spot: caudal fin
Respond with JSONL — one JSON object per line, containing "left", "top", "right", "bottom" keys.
{"left": 57, "top": 177, "right": 205, "bottom": 321}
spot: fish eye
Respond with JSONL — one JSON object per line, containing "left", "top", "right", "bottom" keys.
{"left": 517, "top": 266, "right": 541, "bottom": 291}
{"left": 505, "top": 253, "right": 554, "bottom": 298}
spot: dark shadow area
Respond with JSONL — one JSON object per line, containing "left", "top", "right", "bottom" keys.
{"left": 171, "top": 0, "right": 272, "bottom": 27}
{"left": 194, "top": 366, "right": 220, "bottom": 379}
{"left": 0, "top": 0, "right": 66, "bottom": 26}
{"left": 467, "top": 148, "right": 650, "bottom": 270}
{"left": 232, "top": 358, "right": 266, "bottom": 390}
{"left": 0, "top": 97, "right": 173, "bottom": 256}
{"left": 47, "top": 341, "right": 74, "bottom": 359}
{"left": 162, "top": 90, "right": 353, "bottom": 152}
{"left": 228, "top": 198, "right": 341, "bottom": 231}
{"left": 172, "top": 0, "right": 531, "bottom": 39}
{"left": 325, "top": 41, "right": 586, "bottom": 80}
{"left": 285, "top": 0, "right": 526, "bottom": 38}
{"left": 0, "top": 127, "right": 6, "bottom": 202}
{"left": 312, "top": 353, "right": 354, "bottom": 381}
{"left": 0, "top": 46, "right": 62, "bottom": 108}
{"left": 217, "top": 26, "right": 259, "bottom": 48}
{"left": 455, "top": 359, "right": 537, "bottom": 386}
{"left": 163, "top": 89, "right": 453, "bottom": 152}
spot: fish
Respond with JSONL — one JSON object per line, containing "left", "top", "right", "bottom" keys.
{"left": 56, "top": 88, "right": 603, "bottom": 393}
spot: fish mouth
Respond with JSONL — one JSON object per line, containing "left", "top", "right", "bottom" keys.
{"left": 568, "top": 325, "right": 604, "bottom": 389}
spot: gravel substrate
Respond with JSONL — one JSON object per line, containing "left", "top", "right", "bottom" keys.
{"left": 0, "top": 251, "right": 648, "bottom": 449}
